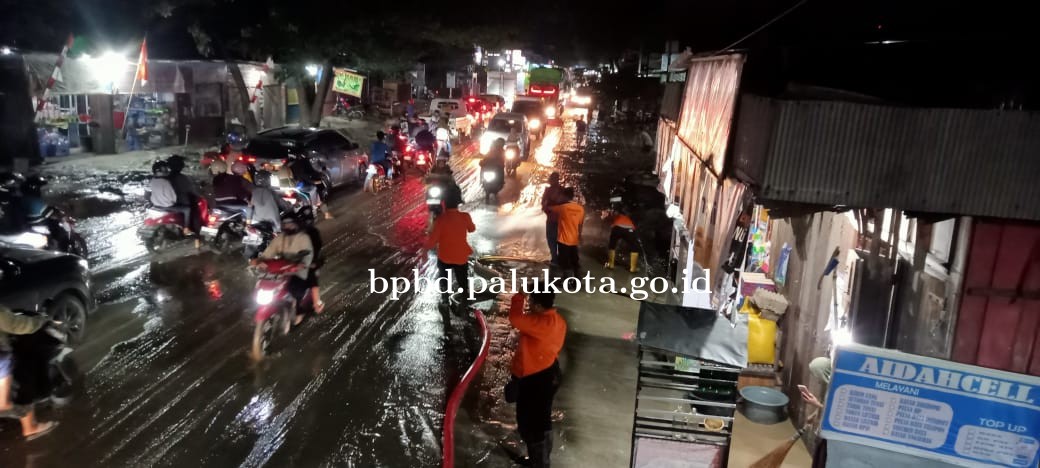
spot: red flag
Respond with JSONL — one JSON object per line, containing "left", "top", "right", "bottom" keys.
{"left": 135, "top": 38, "right": 148, "bottom": 84}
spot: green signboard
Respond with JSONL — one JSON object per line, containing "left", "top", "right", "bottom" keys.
{"left": 332, "top": 69, "right": 365, "bottom": 97}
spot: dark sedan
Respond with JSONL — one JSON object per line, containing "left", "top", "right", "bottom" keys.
{"left": 241, "top": 127, "right": 369, "bottom": 187}
{"left": 0, "top": 246, "right": 94, "bottom": 343}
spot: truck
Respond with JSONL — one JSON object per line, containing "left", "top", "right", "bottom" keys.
{"left": 485, "top": 71, "right": 518, "bottom": 109}
{"left": 527, "top": 67, "right": 567, "bottom": 120}
{"left": 421, "top": 98, "right": 475, "bottom": 141}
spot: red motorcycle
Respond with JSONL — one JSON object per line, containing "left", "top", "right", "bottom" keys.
{"left": 249, "top": 254, "right": 311, "bottom": 361}
{"left": 414, "top": 149, "right": 433, "bottom": 175}
{"left": 138, "top": 198, "right": 209, "bottom": 252}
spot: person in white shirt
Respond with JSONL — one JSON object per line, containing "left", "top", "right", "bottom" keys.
{"left": 637, "top": 126, "right": 654, "bottom": 154}
{"left": 147, "top": 160, "right": 191, "bottom": 234}
{"left": 435, "top": 119, "right": 452, "bottom": 157}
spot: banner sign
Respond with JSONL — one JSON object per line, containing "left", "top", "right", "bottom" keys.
{"left": 332, "top": 69, "right": 364, "bottom": 97}
{"left": 823, "top": 344, "right": 1040, "bottom": 467}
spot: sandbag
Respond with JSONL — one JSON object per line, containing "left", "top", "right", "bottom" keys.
{"left": 747, "top": 312, "right": 777, "bottom": 365}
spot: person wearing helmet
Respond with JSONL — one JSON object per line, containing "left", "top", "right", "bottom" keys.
{"left": 0, "top": 173, "right": 28, "bottom": 233}
{"left": 481, "top": 138, "right": 507, "bottom": 180}
{"left": 285, "top": 152, "right": 330, "bottom": 219}
{"left": 370, "top": 131, "right": 391, "bottom": 177}
{"left": 248, "top": 171, "right": 290, "bottom": 232}
{"left": 231, "top": 161, "right": 253, "bottom": 184}
{"left": 211, "top": 160, "right": 251, "bottom": 206}
{"left": 252, "top": 211, "right": 316, "bottom": 325}
{"left": 18, "top": 175, "right": 50, "bottom": 226}
{"left": 166, "top": 155, "right": 202, "bottom": 234}
{"left": 147, "top": 161, "right": 191, "bottom": 235}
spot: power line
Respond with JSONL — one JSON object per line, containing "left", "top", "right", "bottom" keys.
{"left": 714, "top": 0, "right": 810, "bottom": 54}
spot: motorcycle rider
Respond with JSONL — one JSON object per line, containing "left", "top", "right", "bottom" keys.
{"left": 414, "top": 123, "right": 436, "bottom": 155}
{"left": 147, "top": 161, "right": 191, "bottom": 236}
{"left": 435, "top": 117, "right": 451, "bottom": 157}
{"left": 286, "top": 152, "right": 331, "bottom": 219}
{"left": 165, "top": 155, "right": 202, "bottom": 235}
{"left": 210, "top": 160, "right": 251, "bottom": 207}
{"left": 18, "top": 175, "right": 48, "bottom": 223}
{"left": 369, "top": 131, "right": 391, "bottom": 178}
{"left": 222, "top": 131, "right": 247, "bottom": 168}
{"left": 252, "top": 212, "right": 315, "bottom": 325}
{"left": 575, "top": 115, "right": 588, "bottom": 148}
{"left": 480, "top": 138, "right": 507, "bottom": 201}
{"left": 249, "top": 171, "right": 290, "bottom": 232}
{"left": 0, "top": 304, "right": 57, "bottom": 439}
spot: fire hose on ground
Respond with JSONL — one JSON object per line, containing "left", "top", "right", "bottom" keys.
{"left": 441, "top": 309, "right": 490, "bottom": 468}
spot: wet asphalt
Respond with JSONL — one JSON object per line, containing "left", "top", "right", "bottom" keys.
{"left": 0, "top": 115, "right": 653, "bottom": 467}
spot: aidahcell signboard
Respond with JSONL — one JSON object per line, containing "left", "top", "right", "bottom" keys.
{"left": 823, "top": 344, "right": 1040, "bottom": 467}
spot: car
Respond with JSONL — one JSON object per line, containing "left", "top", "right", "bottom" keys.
{"left": 511, "top": 97, "right": 548, "bottom": 140}
{"left": 240, "top": 127, "right": 369, "bottom": 187}
{"left": 479, "top": 94, "right": 506, "bottom": 113}
{"left": 424, "top": 98, "right": 475, "bottom": 141}
{"left": 0, "top": 246, "right": 94, "bottom": 344}
{"left": 480, "top": 113, "right": 530, "bottom": 159}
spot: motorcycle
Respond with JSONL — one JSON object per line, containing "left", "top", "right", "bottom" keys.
{"left": 3, "top": 312, "right": 79, "bottom": 413}
{"left": 426, "top": 181, "right": 446, "bottom": 219}
{"left": 0, "top": 207, "right": 88, "bottom": 259}
{"left": 202, "top": 201, "right": 249, "bottom": 253}
{"left": 137, "top": 198, "right": 209, "bottom": 252}
{"left": 249, "top": 252, "right": 312, "bottom": 361}
{"left": 414, "top": 149, "right": 433, "bottom": 175}
{"left": 504, "top": 143, "right": 522, "bottom": 176}
{"left": 480, "top": 167, "right": 504, "bottom": 203}
{"left": 242, "top": 202, "right": 315, "bottom": 259}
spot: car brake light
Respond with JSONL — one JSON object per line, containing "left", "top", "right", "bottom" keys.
{"left": 208, "top": 215, "right": 218, "bottom": 225}
{"left": 468, "top": 97, "right": 476, "bottom": 102}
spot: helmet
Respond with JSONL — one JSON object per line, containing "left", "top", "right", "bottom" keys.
{"left": 492, "top": 138, "right": 506, "bottom": 150}
{"left": 231, "top": 161, "right": 249, "bottom": 176}
{"left": 376, "top": 131, "right": 385, "bottom": 140}
{"left": 209, "top": 160, "right": 228, "bottom": 175}
{"left": 0, "top": 172, "right": 26, "bottom": 194}
{"left": 152, "top": 160, "right": 171, "bottom": 177}
{"left": 166, "top": 155, "right": 186, "bottom": 174}
{"left": 295, "top": 206, "right": 315, "bottom": 225}
{"left": 226, "top": 131, "right": 247, "bottom": 151}
{"left": 254, "top": 170, "right": 272, "bottom": 187}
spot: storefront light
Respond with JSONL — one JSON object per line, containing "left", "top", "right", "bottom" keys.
{"left": 305, "top": 64, "right": 319, "bottom": 77}
{"left": 91, "top": 51, "right": 130, "bottom": 88}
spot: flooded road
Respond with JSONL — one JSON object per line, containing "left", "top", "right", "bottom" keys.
{"left": 0, "top": 118, "right": 653, "bottom": 467}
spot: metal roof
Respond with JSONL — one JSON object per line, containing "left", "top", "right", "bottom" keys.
{"left": 732, "top": 95, "right": 1040, "bottom": 221}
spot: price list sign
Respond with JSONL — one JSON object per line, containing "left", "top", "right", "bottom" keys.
{"left": 822, "top": 345, "right": 1040, "bottom": 467}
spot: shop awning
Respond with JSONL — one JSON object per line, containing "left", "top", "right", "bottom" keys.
{"left": 637, "top": 302, "right": 748, "bottom": 368}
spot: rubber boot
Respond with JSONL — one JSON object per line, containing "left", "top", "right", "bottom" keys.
{"left": 629, "top": 252, "right": 639, "bottom": 273}
{"left": 605, "top": 250, "right": 616, "bottom": 269}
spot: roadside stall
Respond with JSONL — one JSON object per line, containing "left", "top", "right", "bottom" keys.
{"left": 630, "top": 302, "right": 748, "bottom": 467}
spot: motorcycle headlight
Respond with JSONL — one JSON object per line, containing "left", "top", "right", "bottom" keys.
{"left": 529, "top": 119, "right": 541, "bottom": 129}
{"left": 11, "top": 231, "right": 49, "bottom": 249}
{"left": 545, "top": 107, "right": 557, "bottom": 118}
{"left": 479, "top": 135, "right": 493, "bottom": 154}
{"left": 428, "top": 186, "right": 443, "bottom": 198}
{"left": 483, "top": 171, "right": 497, "bottom": 183}
{"left": 506, "top": 148, "right": 517, "bottom": 159}
{"left": 256, "top": 289, "right": 275, "bottom": 305}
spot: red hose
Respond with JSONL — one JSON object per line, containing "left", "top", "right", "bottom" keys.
{"left": 442, "top": 310, "right": 491, "bottom": 468}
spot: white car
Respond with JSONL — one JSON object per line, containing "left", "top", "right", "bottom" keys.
{"left": 480, "top": 112, "right": 530, "bottom": 159}
{"left": 422, "top": 98, "right": 474, "bottom": 141}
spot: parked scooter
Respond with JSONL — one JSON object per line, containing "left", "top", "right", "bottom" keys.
{"left": 137, "top": 198, "right": 209, "bottom": 252}
{"left": 248, "top": 251, "right": 312, "bottom": 361}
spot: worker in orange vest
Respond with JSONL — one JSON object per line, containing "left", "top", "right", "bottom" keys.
{"left": 605, "top": 208, "right": 639, "bottom": 273}
{"left": 423, "top": 193, "right": 475, "bottom": 304}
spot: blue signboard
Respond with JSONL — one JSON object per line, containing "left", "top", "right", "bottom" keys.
{"left": 822, "top": 344, "right": 1040, "bottom": 467}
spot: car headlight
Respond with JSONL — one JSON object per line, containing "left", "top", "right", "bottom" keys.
{"left": 10, "top": 231, "right": 49, "bottom": 249}
{"left": 529, "top": 119, "right": 541, "bottom": 129}
{"left": 482, "top": 171, "right": 497, "bottom": 183}
{"left": 428, "top": 186, "right": 443, "bottom": 198}
{"left": 545, "top": 107, "right": 557, "bottom": 118}
{"left": 256, "top": 289, "right": 276, "bottom": 305}
{"left": 506, "top": 148, "right": 517, "bottom": 159}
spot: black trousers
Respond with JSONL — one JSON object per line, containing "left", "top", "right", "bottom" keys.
{"left": 557, "top": 244, "right": 580, "bottom": 275}
{"left": 437, "top": 260, "right": 468, "bottom": 300}
{"left": 517, "top": 361, "right": 562, "bottom": 467}
{"left": 608, "top": 226, "right": 638, "bottom": 250}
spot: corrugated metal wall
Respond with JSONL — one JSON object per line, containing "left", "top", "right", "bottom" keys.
{"left": 953, "top": 220, "right": 1040, "bottom": 374}
{"left": 734, "top": 96, "right": 1040, "bottom": 220}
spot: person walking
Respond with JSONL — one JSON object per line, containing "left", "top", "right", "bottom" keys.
{"left": 541, "top": 173, "right": 566, "bottom": 266}
{"left": 637, "top": 125, "right": 654, "bottom": 155}
{"left": 423, "top": 193, "right": 475, "bottom": 304}
{"left": 508, "top": 291, "right": 566, "bottom": 468}
{"left": 550, "top": 187, "right": 585, "bottom": 277}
